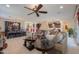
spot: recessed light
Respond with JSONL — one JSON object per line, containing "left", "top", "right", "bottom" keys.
{"left": 6, "top": 4, "right": 10, "bottom": 8}
{"left": 60, "top": 6, "right": 63, "bottom": 9}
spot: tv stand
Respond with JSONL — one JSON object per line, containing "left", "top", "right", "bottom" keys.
{"left": 6, "top": 31, "right": 26, "bottom": 38}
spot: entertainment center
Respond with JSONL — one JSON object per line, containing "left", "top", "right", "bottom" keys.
{"left": 5, "top": 21, "right": 26, "bottom": 38}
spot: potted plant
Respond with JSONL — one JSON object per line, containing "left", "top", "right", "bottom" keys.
{"left": 68, "top": 28, "right": 74, "bottom": 37}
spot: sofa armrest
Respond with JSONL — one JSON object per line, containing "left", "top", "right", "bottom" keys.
{"left": 54, "top": 32, "right": 67, "bottom": 54}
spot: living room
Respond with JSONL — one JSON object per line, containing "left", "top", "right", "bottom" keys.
{"left": 0, "top": 4, "right": 79, "bottom": 54}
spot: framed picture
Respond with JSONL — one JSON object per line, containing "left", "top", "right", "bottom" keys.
{"left": 53, "top": 21, "right": 61, "bottom": 28}
{"left": 48, "top": 22, "right": 53, "bottom": 28}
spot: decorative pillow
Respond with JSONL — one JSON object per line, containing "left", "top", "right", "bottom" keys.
{"left": 57, "top": 32, "right": 63, "bottom": 43}
{"left": 49, "top": 29, "right": 58, "bottom": 35}
{"left": 46, "top": 34, "right": 55, "bottom": 40}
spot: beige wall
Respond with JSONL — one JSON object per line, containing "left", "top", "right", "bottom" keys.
{"left": 0, "top": 19, "right": 5, "bottom": 32}
{"left": 0, "top": 18, "right": 75, "bottom": 32}
{"left": 62, "top": 19, "right": 74, "bottom": 28}
{"left": 38, "top": 19, "right": 75, "bottom": 31}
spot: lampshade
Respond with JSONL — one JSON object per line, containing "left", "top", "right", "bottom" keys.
{"left": 40, "top": 21, "right": 49, "bottom": 30}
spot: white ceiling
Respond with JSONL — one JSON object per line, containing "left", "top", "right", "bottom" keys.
{"left": 0, "top": 4, "right": 77, "bottom": 22}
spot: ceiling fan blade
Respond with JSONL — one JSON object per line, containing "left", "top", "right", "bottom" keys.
{"left": 24, "top": 7, "right": 34, "bottom": 11}
{"left": 27, "top": 12, "right": 35, "bottom": 15}
{"left": 36, "top": 12, "right": 39, "bottom": 17}
{"left": 36, "top": 4, "right": 43, "bottom": 12}
{"left": 39, "top": 11, "right": 47, "bottom": 13}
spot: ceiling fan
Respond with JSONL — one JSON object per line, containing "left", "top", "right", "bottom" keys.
{"left": 24, "top": 4, "right": 48, "bottom": 17}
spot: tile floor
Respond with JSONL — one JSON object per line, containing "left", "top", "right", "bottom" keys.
{"left": 67, "top": 37, "right": 79, "bottom": 54}
{"left": 2, "top": 36, "right": 79, "bottom": 54}
{"left": 3, "top": 36, "right": 41, "bottom": 54}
